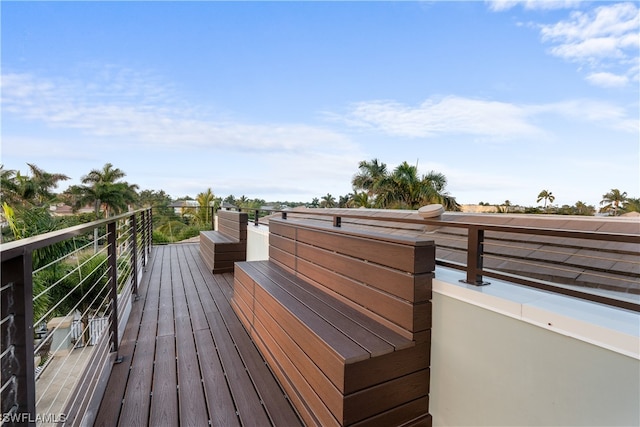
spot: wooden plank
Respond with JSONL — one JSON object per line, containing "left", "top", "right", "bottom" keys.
{"left": 149, "top": 335, "right": 178, "bottom": 427}
{"left": 173, "top": 247, "right": 209, "bottom": 426}
{"left": 350, "top": 396, "right": 430, "bottom": 427}
{"left": 270, "top": 220, "right": 435, "bottom": 273}
{"left": 297, "top": 241, "right": 432, "bottom": 303}
{"left": 187, "top": 254, "right": 273, "bottom": 426}
{"left": 344, "top": 341, "right": 430, "bottom": 394}
{"left": 157, "top": 246, "right": 175, "bottom": 337}
{"left": 94, "top": 247, "right": 160, "bottom": 427}
{"left": 252, "top": 307, "right": 341, "bottom": 426}
{"left": 295, "top": 256, "right": 420, "bottom": 334}
{"left": 248, "top": 263, "right": 370, "bottom": 364}
{"left": 269, "top": 259, "right": 418, "bottom": 349}
{"left": 178, "top": 247, "right": 210, "bottom": 332}
{"left": 187, "top": 248, "right": 301, "bottom": 426}
{"left": 249, "top": 322, "right": 323, "bottom": 427}
{"left": 344, "top": 369, "right": 429, "bottom": 425}
{"left": 193, "top": 329, "right": 241, "bottom": 427}
{"left": 118, "top": 318, "right": 156, "bottom": 425}
{"left": 251, "top": 261, "right": 396, "bottom": 357}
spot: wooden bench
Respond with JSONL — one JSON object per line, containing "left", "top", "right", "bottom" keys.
{"left": 199, "top": 210, "right": 249, "bottom": 274}
{"left": 232, "top": 216, "right": 434, "bottom": 426}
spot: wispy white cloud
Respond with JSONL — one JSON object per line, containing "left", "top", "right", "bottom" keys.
{"left": 1, "top": 70, "right": 356, "bottom": 154}
{"left": 585, "top": 71, "right": 629, "bottom": 87}
{"left": 539, "top": 2, "right": 639, "bottom": 87}
{"left": 338, "top": 96, "right": 542, "bottom": 140}
{"left": 486, "top": 0, "right": 583, "bottom": 12}
{"left": 528, "top": 98, "right": 638, "bottom": 132}
{"left": 342, "top": 96, "right": 637, "bottom": 141}
{"left": 337, "top": 95, "right": 635, "bottom": 140}
{"left": 489, "top": 1, "right": 640, "bottom": 88}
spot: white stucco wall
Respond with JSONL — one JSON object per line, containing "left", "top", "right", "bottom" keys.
{"left": 430, "top": 280, "right": 640, "bottom": 427}
{"left": 246, "top": 224, "right": 269, "bottom": 261}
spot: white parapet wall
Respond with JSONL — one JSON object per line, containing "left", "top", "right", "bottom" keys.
{"left": 246, "top": 225, "right": 640, "bottom": 426}
{"left": 247, "top": 223, "right": 269, "bottom": 261}
{"left": 430, "top": 269, "right": 640, "bottom": 427}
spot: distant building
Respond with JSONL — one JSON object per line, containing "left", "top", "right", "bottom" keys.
{"left": 49, "top": 203, "right": 94, "bottom": 216}
{"left": 169, "top": 200, "right": 199, "bottom": 215}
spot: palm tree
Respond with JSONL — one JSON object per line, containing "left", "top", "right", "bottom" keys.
{"left": 26, "top": 163, "right": 70, "bottom": 206}
{"left": 338, "top": 195, "right": 352, "bottom": 208}
{"left": 622, "top": 197, "right": 640, "bottom": 214}
{"left": 574, "top": 201, "right": 595, "bottom": 216}
{"left": 371, "top": 162, "right": 459, "bottom": 210}
{"left": 352, "top": 159, "right": 388, "bottom": 198}
{"left": 320, "top": 193, "right": 336, "bottom": 208}
{"left": 537, "top": 190, "right": 555, "bottom": 209}
{"left": 350, "top": 191, "right": 371, "bottom": 208}
{"left": 600, "top": 189, "right": 628, "bottom": 216}
{"left": 0, "top": 165, "right": 19, "bottom": 206}
{"left": 195, "top": 188, "right": 216, "bottom": 226}
{"left": 80, "top": 163, "right": 137, "bottom": 218}
{"left": 0, "top": 164, "right": 69, "bottom": 208}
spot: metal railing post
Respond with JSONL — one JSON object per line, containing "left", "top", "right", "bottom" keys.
{"left": 281, "top": 212, "right": 287, "bottom": 220}
{"left": 107, "top": 221, "right": 120, "bottom": 357}
{"left": 130, "top": 214, "right": 138, "bottom": 299}
{"left": 254, "top": 209, "right": 259, "bottom": 226}
{"left": 148, "top": 208, "right": 153, "bottom": 251}
{"left": 1, "top": 252, "right": 36, "bottom": 426}
{"left": 461, "top": 226, "right": 490, "bottom": 286}
{"left": 333, "top": 216, "right": 342, "bottom": 227}
{"left": 211, "top": 207, "right": 215, "bottom": 230}
{"left": 139, "top": 210, "right": 147, "bottom": 268}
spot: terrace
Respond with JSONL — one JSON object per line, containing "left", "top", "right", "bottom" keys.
{"left": 1, "top": 207, "right": 639, "bottom": 426}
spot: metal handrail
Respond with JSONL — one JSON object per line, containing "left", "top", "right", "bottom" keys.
{"left": 0, "top": 208, "right": 153, "bottom": 426}
{"left": 248, "top": 208, "right": 640, "bottom": 313}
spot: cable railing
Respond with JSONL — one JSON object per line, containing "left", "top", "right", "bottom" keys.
{"left": 246, "top": 208, "right": 640, "bottom": 313}
{"left": 0, "top": 208, "right": 152, "bottom": 426}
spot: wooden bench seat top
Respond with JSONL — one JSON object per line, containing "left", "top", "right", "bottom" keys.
{"left": 200, "top": 229, "right": 240, "bottom": 244}
{"left": 237, "top": 260, "right": 414, "bottom": 363}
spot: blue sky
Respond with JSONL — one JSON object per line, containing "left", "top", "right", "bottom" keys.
{"left": 2, "top": 1, "right": 638, "bottom": 208}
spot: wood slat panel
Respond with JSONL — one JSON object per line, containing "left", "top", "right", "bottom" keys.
{"left": 94, "top": 247, "right": 160, "bottom": 427}
{"left": 149, "top": 334, "right": 178, "bottom": 427}
{"left": 250, "top": 261, "right": 395, "bottom": 357}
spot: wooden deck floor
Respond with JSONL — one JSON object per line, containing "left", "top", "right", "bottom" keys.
{"left": 94, "top": 244, "right": 302, "bottom": 427}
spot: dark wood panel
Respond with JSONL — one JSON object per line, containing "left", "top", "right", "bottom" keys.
{"left": 175, "top": 311, "right": 209, "bottom": 425}
{"left": 265, "top": 260, "right": 414, "bottom": 350}
{"left": 343, "top": 369, "right": 429, "bottom": 425}
{"left": 350, "top": 396, "right": 430, "bottom": 427}
{"left": 149, "top": 335, "right": 178, "bottom": 427}
{"left": 193, "top": 329, "right": 241, "bottom": 427}
{"left": 94, "top": 247, "right": 160, "bottom": 427}
{"left": 294, "top": 256, "right": 419, "bottom": 333}
{"left": 118, "top": 319, "right": 156, "bottom": 425}
{"left": 251, "top": 307, "right": 341, "bottom": 427}
{"left": 272, "top": 220, "right": 435, "bottom": 273}
{"left": 344, "top": 341, "right": 430, "bottom": 394}
{"left": 250, "top": 265, "right": 370, "bottom": 364}
{"left": 250, "top": 261, "right": 395, "bottom": 357}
